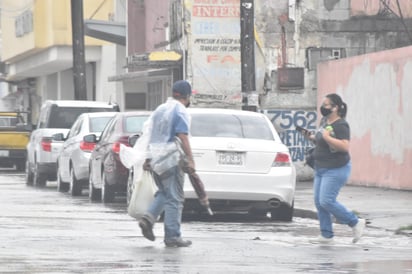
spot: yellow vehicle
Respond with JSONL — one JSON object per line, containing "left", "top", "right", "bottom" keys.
{"left": 0, "top": 111, "right": 32, "bottom": 171}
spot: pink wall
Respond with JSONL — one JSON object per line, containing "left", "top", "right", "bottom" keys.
{"left": 317, "top": 46, "right": 412, "bottom": 190}
{"left": 127, "top": 0, "right": 169, "bottom": 55}
{"left": 144, "top": 0, "right": 169, "bottom": 51}
{"left": 351, "top": 0, "right": 412, "bottom": 18}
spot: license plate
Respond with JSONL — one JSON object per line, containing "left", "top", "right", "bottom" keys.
{"left": 217, "top": 151, "right": 244, "bottom": 165}
{"left": 0, "top": 150, "right": 9, "bottom": 157}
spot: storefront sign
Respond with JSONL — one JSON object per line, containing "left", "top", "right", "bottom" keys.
{"left": 188, "top": 0, "right": 242, "bottom": 108}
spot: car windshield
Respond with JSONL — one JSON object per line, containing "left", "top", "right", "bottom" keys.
{"left": 0, "top": 116, "right": 18, "bottom": 127}
{"left": 191, "top": 113, "right": 274, "bottom": 140}
{"left": 89, "top": 116, "right": 114, "bottom": 132}
{"left": 124, "top": 116, "right": 149, "bottom": 133}
{"left": 48, "top": 107, "right": 115, "bottom": 128}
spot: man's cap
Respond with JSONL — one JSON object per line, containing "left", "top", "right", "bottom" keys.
{"left": 172, "top": 80, "right": 192, "bottom": 97}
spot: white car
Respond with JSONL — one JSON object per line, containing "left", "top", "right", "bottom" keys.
{"left": 185, "top": 108, "right": 296, "bottom": 221}
{"left": 54, "top": 112, "right": 117, "bottom": 195}
{"left": 128, "top": 108, "right": 296, "bottom": 221}
{"left": 26, "top": 100, "right": 119, "bottom": 187}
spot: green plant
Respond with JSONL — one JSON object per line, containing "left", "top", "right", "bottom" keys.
{"left": 397, "top": 224, "right": 412, "bottom": 231}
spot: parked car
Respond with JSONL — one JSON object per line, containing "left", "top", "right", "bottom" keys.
{"left": 0, "top": 111, "right": 32, "bottom": 171}
{"left": 126, "top": 108, "right": 296, "bottom": 221}
{"left": 87, "top": 111, "right": 150, "bottom": 203}
{"left": 53, "top": 112, "right": 117, "bottom": 196}
{"left": 26, "top": 100, "right": 119, "bottom": 187}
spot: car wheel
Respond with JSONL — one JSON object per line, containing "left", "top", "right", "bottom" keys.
{"left": 25, "top": 159, "right": 34, "bottom": 186}
{"left": 270, "top": 201, "right": 294, "bottom": 222}
{"left": 57, "top": 167, "right": 69, "bottom": 192}
{"left": 101, "top": 172, "right": 115, "bottom": 203}
{"left": 126, "top": 167, "right": 134, "bottom": 206}
{"left": 70, "top": 168, "right": 82, "bottom": 196}
{"left": 33, "top": 162, "right": 47, "bottom": 187}
{"left": 89, "top": 173, "right": 101, "bottom": 202}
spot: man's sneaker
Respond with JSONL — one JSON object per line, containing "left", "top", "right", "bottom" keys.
{"left": 352, "top": 218, "right": 366, "bottom": 243}
{"left": 138, "top": 218, "right": 155, "bottom": 241}
{"left": 164, "top": 238, "right": 192, "bottom": 247}
{"left": 309, "top": 235, "right": 334, "bottom": 244}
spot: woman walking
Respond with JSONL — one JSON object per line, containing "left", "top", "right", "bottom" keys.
{"left": 308, "top": 93, "right": 365, "bottom": 244}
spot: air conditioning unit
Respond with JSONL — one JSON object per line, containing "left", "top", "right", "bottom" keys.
{"left": 278, "top": 67, "right": 304, "bottom": 90}
{"left": 332, "top": 49, "right": 341, "bottom": 59}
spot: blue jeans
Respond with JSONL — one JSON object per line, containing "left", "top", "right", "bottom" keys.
{"left": 313, "top": 162, "right": 358, "bottom": 238}
{"left": 143, "top": 166, "right": 185, "bottom": 241}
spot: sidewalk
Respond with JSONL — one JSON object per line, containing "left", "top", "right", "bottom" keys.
{"left": 294, "top": 181, "right": 412, "bottom": 234}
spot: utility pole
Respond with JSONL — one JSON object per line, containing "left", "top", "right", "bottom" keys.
{"left": 71, "top": 0, "right": 88, "bottom": 100}
{"left": 240, "top": 0, "right": 257, "bottom": 111}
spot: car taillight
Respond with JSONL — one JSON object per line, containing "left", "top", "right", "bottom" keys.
{"left": 273, "top": 152, "right": 291, "bottom": 167}
{"left": 41, "top": 137, "right": 52, "bottom": 152}
{"left": 80, "top": 141, "right": 96, "bottom": 152}
{"left": 112, "top": 136, "right": 130, "bottom": 154}
{"left": 112, "top": 142, "right": 121, "bottom": 153}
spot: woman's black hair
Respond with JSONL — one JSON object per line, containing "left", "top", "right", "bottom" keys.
{"left": 326, "top": 93, "right": 347, "bottom": 118}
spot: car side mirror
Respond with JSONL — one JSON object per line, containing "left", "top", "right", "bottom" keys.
{"left": 52, "top": 133, "right": 65, "bottom": 142}
{"left": 83, "top": 134, "right": 97, "bottom": 143}
{"left": 128, "top": 134, "right": 140, "bottom": 147}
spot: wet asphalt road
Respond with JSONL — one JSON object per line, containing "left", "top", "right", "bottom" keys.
{"left": 0, "top": 169, "right": 411, "bottom": 273}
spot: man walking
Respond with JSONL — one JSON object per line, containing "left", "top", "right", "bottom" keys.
{"left": 138, "top": 80, "right": 195, "bottom": 247}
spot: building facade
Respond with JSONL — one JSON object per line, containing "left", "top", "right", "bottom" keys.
{"left": 0, "top": 0, "right": 126, "bottom": 122}
{"left": 2, "top": 0, "right": 410, "bottom": 181}
{"left": 108, "top": 0, "right": 180, "bottom": 111}
{"left": 113, "top": 0, "right": 412, "bottom": 178}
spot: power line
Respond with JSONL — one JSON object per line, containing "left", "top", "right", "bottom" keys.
{"left": 88, "top": 0, "right": 107, "bottom": 20}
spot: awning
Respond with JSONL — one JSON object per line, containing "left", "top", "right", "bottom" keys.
{"left": 109, "top": 51, "right": 182, "bottom": 82}
{"left": 108, "top": 68, "right": 171, "bottom": 82}
{"left": 84, "top": 19, "right": 126, "bottom": 46}
{"left": 126, "top": 51, "right": 182, "bottom": 70}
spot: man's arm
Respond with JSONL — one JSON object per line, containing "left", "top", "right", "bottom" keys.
{"left": 177, "top": 133, "right": 195, "bottom": 173}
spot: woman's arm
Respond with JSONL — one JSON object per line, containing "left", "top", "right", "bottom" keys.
{"left": 322, "top": 130, "right": 350, "bottom": 152}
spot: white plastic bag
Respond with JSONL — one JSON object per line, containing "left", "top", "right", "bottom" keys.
{"left": 127, "top": 170, "right": 158, "bottom": 219}
{"left": 150, "top": 141, "right": 181, "bottom": 177}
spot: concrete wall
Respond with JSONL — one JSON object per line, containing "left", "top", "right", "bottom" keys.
{"left": 317, "top": 46, "right": 412, "bottom": 190}
{"left": 351, "top": 0, "right": 412, "bottom": 18}
{"left": 253, "top": 0, "right": 412, "bottom": 180}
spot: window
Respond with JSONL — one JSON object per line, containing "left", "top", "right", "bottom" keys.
{"left": 67, "top": 118, "right": 83, "bottom": 138}
{"left": 191, "top": 114, "right": 274, "bottom": 140}
{"left": 307, "top": 47, "right": 346, "bottom": 70}
{"left": 125, "top": 93, "right": 146, "bottom": 110}
{"left": 90, "top": 117, "right": 114, "bottom": 133}
{"left": 148, "top": 81, "right": 165, "bottom": 110}
{"left": 0, "top": 116, "right": 18, "bottom": 127}
{"left": 169, "top": 1, "right": 182, "bottom": 46}
{"left": 48, "top": 106, "right": 116, "bottom": 129}
{"left": 99, "top": 116, "right": 117, "bottom": 142}
{"left": 124, "top": 115, "right": 149, "bottom": 133}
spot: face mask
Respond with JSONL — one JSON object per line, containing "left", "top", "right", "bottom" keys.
{"left": 185, "top": 101, "right": 191, "bottom": 108}
{"left": 320, "top": 106, "right": 332, "bottom": 117}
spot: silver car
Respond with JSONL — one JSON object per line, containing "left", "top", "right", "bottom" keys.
{"left": 55, "top": 112, "right": 117, "bottom": 196}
